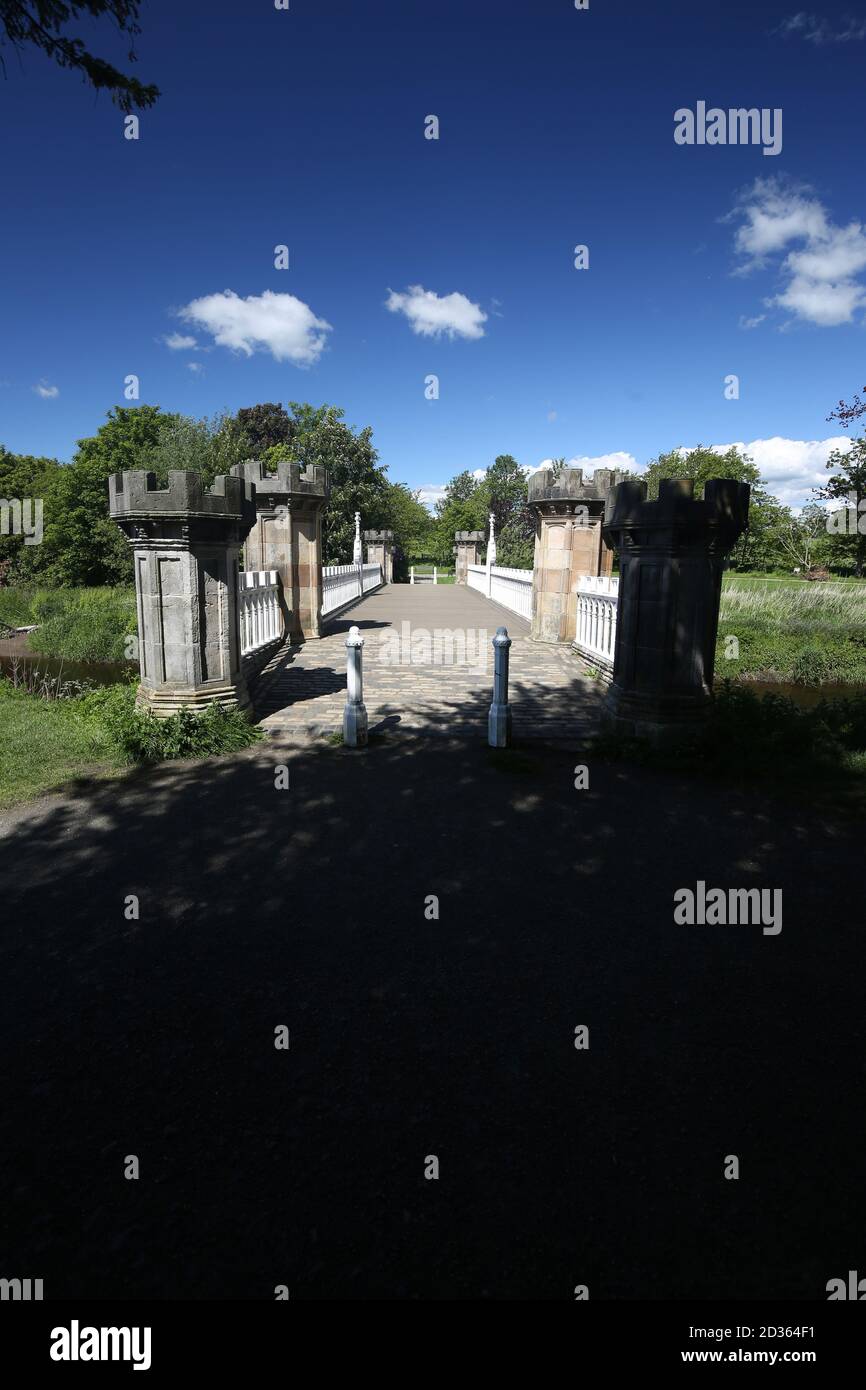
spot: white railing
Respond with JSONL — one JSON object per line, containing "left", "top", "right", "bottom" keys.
{"left": 467, "top": 563, "right": 487, "bottom": 594}
{"left": 239, "top": 570, "right": 282, "bottom": 656}
{"left": 574, "top": 575, "right": 618, "bottom": 670}
{"left": 467, "top": 563, "right": 533, "bottom": 621}
{"left": 322, "top": 562, "right": 383, "bottom": 617}
{"left": 410, "top": 566, "right": 438, "bottom": 584}
{"left": 490, "top": 566, "right": 533, "bottom": 621}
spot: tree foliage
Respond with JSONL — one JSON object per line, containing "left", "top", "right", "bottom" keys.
{"left": 0, "top": 1, "right": 159, "bottom": 112}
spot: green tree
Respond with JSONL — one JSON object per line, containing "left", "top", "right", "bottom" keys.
{"left": 0, "top": 1, "right": 159, "bottom": 112}
{"left": 0, "top": 445, "right": 62, "bottom": 583}
{"left": 40, "top": 405, "right": 174, "bottom": 585}
{"left": 642, "top": 444, "right": 786, "bottom": 572}
{"left": 431, "top": 472, "right": 486, "bottom": 564}
{"left": 260, "top": 403, "right": 390, "bottom": 564}
{"left": 145, "top": 410, "right": 251, "bottom": 488}
{"left": 383, "top": 482, "right": 433, "bottom": 566}
{"left": 477, "top": 454, "right": 534, "bottom": 568}
{"left": 815, "top": 437, "right": 866, "bottom": 576}
{"left": 235, "top": 402, "right": 293, "bottom": 456}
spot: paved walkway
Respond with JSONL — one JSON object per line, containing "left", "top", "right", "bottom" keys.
{"left": 255, "top": 583, "right": 603, "bottom": 738}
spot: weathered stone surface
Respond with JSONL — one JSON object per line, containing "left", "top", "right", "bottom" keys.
{"left": 109, "top": 470, "right": 257, "bottom": 717}
{"left": 527, "top": 467, "right": 625, "bottom": 644}
{"left": 454, "top": 530, "right": 484, "bottom": 584}
{"left": 364, "top": 529, "right": 395, "bottom": 583}
{"left": 601, "top": 476, "right": 750, "bottom": 741}
{"left": 231, "top": 458, "right": 330, "bottom": 639}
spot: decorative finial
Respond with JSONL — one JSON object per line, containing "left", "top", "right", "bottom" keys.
{"left": 352, "top": 510, "right": 363, "bottom": 564}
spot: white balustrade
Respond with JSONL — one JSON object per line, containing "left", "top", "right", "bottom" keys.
{"left": 468, "top": 563, "right": 533, "bottom": 621}
{"left": 238, "top": 570, "right": 282, "bottom": 656}
{"left": 489, "top": 566, "right": 533, "bottom": 621}
{"left": 574, "top": 574, "right": 618, "bottom": 670}
{"left": 322, "top": 562, "right": 383, "bottom": 616}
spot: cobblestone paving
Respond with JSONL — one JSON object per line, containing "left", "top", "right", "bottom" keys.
{"left": 255, "top": 584, "right": 604, "bottom": 739}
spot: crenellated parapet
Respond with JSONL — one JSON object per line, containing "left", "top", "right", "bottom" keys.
{"left": 230, "top": 458, "right": 330, "bottom": 639}
{"left": 454, "top": 529, "right": 485, "bottom": 584}
{"left": 363, "top": 529, "right": 395, "bottom": 583}
{"left": 110, "top": 469, "right": 256, "bottom": 532}
{"left": 601, "top": 477, "right": 751, "bottom": 742}
{"left": 230, "top": 458, "right": 330, "bottom": 502}
{"left": 528, "top": 466, "right": 627, "bottom": 511}
{"left": 527, "top": 466, "right": 624, "bottom": 643}
{"left": 603, "top": 476, "right": 750, "bottom": 552}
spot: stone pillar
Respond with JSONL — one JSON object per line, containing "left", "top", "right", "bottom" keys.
{"left": 601, "top": 477, "right": 750, "bottom": 741}
{"left": 364, "top": 529, "right": 394, "bottom": 582}
{"left": 527, "top": 467, "right": 625, "bottom": 644}
{"left": 108, "top": 470, "right": 257, "bottom": 717}
{"left": 231, "top": 459, "right": 330, "bottom": 640}
{"left": 454, "top": 530, "right": 484, "bottom": 584}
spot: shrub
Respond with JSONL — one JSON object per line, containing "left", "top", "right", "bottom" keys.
{"left": 81, "top": 683, "right": 262, "bottom": 763}
{"left": 27, "top": 588, "right": 137, "bottom": 662}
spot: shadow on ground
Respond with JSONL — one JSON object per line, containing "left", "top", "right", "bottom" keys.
{"left": 1, "top": 733, "right": 863, "bottom": 1299}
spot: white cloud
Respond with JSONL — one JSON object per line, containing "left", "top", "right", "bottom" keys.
{"left": 385, "top": 285, "right": 487, "bottom": 340}
{"left": 682, "top": 437, "right": 853, "bottom": 508}
{"left": 32, "top": 380, "right": 59, "bottom": 399}
{"left": 774, "top": 12, "right": 866, "bottom": 44}
{"left": 729, "top": 178, "right": 866, "bottom": 326}
{"left": 531, "top": 451, "right": 640, "bottom": 477}
{"left": 187, "top": 362, "right": 204, "bottom": 374}
{"left": 163, "top": 332, "right": 198, "bottom": 351}
{"left": 417, "top": 484, "right": 447, "bottom": 512}
{"left": 178, "top": 290, "right": 332, "bottom": 365}
{"left": 739, "top": 313, "right": 766, "bottom": 330}
{"left": 547, "top": 410, "right": 558, "bottom": 422}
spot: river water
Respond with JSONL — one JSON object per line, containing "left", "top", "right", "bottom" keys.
{"left": 0, "top": 634, "right": 136, "bottom": 687}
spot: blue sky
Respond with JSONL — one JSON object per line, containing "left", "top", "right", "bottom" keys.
{"left": 1, "top": 0, "right": 865, "bottom": 508}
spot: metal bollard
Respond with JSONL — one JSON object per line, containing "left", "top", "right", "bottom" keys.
{"left": 343, "top": 625, "right": 368, "bottom": 747}
{"left": 488, "top": 626, "right": 512, "bottom": 747}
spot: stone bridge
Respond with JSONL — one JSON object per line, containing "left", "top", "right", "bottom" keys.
{"left": 108, "top": 462, "right": 750, "bottom": 745}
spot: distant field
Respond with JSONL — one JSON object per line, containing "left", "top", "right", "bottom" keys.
{"left": 718, "top": 576, "right": 866, "bottom": 686}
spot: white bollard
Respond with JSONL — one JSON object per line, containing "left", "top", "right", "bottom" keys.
{"left": 343, "top": 625, "right": 368, "bottom": 747}
{"left": 433, "top": 566, "right": 438, "bottom": 584}
{"left": 488, "top": 626, "right": 512, "bottom": 747}
{"left": 410, "top": 566, "right": 415, "bottom": 585}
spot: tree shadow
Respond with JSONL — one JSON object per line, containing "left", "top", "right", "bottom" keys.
{"left": 0, "top": 731, "right": 863, "bottom": 1300}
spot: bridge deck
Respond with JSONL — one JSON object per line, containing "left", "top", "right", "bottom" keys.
{"left": 255, "top": 583, "right": 603, "bottom": 739}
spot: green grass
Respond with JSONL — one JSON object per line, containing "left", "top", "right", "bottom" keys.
{"left": 0, "top": 586, "right": 137, "bottom": 661}
{"left": 717, "top": 576, "right": 866, "bottom": 685}
{"left": 0, "top": 680, "right": 263, "bottom": 807}
{"left": 592, "top": 681, "right": 866, "bottom": 817}
{"left": 0, "top": 683, "right": 122, "bottom": 806}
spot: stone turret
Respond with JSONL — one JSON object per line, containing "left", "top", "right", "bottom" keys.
{"left": 109, "top": 470, "right": 257, "bottom": 717}
{"left": 230, "top": 458, "right": 330, "bottom": 640}
{"left": 601, "top": 477, "right": 750, "bottom": 741}
{"left": 454, "top": 529, "right": 484, "bottom": 584}
{"left": 363, "top": 529, "right": 394, "bottom": 583}
{"left": 527, "top": 466, "right": 626, "bottom": 643}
